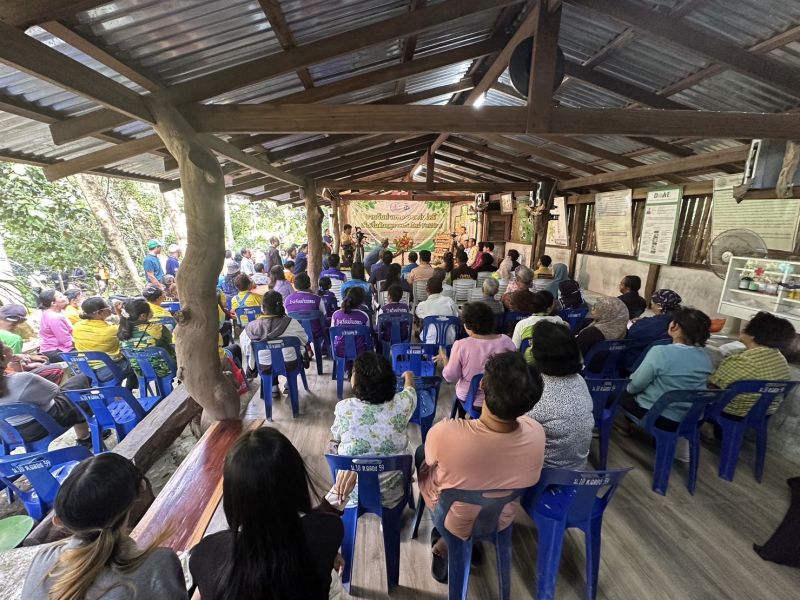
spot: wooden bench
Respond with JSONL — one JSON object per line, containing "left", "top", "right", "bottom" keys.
{"left": 131, "top": 418, "right": 264, "bottom": 551}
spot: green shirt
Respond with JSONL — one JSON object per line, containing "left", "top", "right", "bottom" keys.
{"left": 709, "top": 346, "right": 790, "bottom": 416}
{"left": 0, "top": 329, "right": 23, "bottom": 354}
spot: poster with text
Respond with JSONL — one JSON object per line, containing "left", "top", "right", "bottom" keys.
{"left": 514, "top": 201, "right": 534, "bottom": 243}
{"left": 712, "top": 175, "right": 800, "bottom": 252}
{"left": 349, "top": 199, "right": 449, "bottom": 251}
{"left": 546, "top": 196, "right": 569, "bottom": 247}
{"left": 595, "top": 189, "right": 634, "bottom": 255}
{"left": 638, "top": 186, "right": 682, "bottom": 265}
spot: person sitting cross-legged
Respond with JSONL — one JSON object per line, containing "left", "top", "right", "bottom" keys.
{"left": 417, "top": 351, "right": 545, "bottom": 583}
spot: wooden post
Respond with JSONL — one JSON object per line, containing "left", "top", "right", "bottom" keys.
{"left": 305, "top": 180, "right": 323, "bottom": 291}
{"left": 144, "top": 94, "right": 240, "bottom": 421}
{"left": 643, "top": 263, "right": 661, "bottom": 302}
{"left": 531, "top": 207, "right": 550, "bottom": 266}
{"left": 330, "top": 194, "right": 341, "bottom": 255}
{"left": 568, "top": 202, "right": 585, "bottom": 278}
{"left": 426, "top": 147, "right": 435, "bottom": 189}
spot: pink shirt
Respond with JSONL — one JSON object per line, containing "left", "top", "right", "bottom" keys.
{"left": 442, "top": 335, "right": 516, "bottom": 405}
{"left": 39, "top": 309, "right": 73, "bottom": 353}
{"left": 419, "top": 417, "right": 545, "bottom": 539}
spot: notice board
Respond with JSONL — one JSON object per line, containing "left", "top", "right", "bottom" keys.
{"left": 712, "top": 175, "right": 800, "bottom": 251}
{"left": 638, "top": 186, "right": 682, "bottom": 265}
{"left": 546, "top": 196, "right": 569, "bottom": 247}
{"left": 595, "top": 189, "right": 634, "bottom": 255}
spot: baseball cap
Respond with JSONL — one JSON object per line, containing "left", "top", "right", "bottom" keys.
{"left": 147, "top": 239, "right": 162, "bottom": 250}
{"left": 167, "top": 244, "right": 180, "bottom": 253}
{"left": 0, "top": 304, "right": 28, "bottom": 322}
{"left": 227, "top": 260, "right": 240, "bottom": 275}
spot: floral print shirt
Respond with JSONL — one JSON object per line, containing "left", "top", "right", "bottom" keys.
{"left": 331, "top": 387, "right": 417, "bottom": 507}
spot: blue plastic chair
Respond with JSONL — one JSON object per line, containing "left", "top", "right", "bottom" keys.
{"left": 421, "top": 315, "right": 462, "bottom": 355}
{"left": 121, "top": 347, "right": 177, "bottom": 398}
{"left": 501, "top": 311, "right": 530, "bottom": 336}
{"left": 622, "top": 389, "right": 724, "bottom": 495}
{"left": 160, "top": 302, "right": 181, "bottom": 313}
{"left": 287, "top": 309, "right": 327, "bottom": 375}
{"left": 63, "top": 387, "right": 157, "bottom": 454}
{"left": 390, "top": 343, "right": 438, "bottom": 377}
{"left": 581, "top": 339, "right": 630, "bottom": 379}
{"left": 150, "top": 316, "right": 177, "bottom": 332}
{"left": 376, "top": 313, "right": 413, "bottom": 359}
{"left": 329, "top": 326, "right": 374, "bottom": 400}
{"left": 0, "top": 446, "right": 92, "bottom": 520}
{"left": 706, "top": 380, "right": 798, "bottom": 482}
{"left": 325, "top": 454, "right": 413, "bottom": 593}
{"left": 251, "top": 337, "right": 309, "bottom": 421}
{"left": 558, "top": 307, "right": 589, "bottom": 332}
{"left": 519, "top": 337, "right": 531, "bottom": 357}
{"left": 431, "top": 487, "right": 529, "bottom": 600}
{"left": 397, "top": 375, "right": 441, "bottom": 442}
{"left": 60, "top": 351, "right": 125, "bottom": 388}
{"left": 627, "top": 337, "right": 671, "bottom": 373}
{"left": 522, "top": 467, "right": 632, "bottom": 600}
{"left": 450, "top": 373, "right": 483, "bottom": 419}
{"left": 0, "top": 404, "right": 68, "bottom": 456}
{"left": 585, "top": 378, "right": 629, "bottom": 469}
{"left": 235, "top": 306, "right": 261, "bottom": 327}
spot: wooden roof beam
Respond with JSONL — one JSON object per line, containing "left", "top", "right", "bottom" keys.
{"left": 434, "top": 154, "right": 523, "bottom": 182}
{"left": 395, "top": 0, "right": 427, "bottom": 95}
{"left": 481, "top": 133, "right": 602, "bottom": 175}
{"left": 43, "top": 134, "right": 162, "bottom": 181}
{"left": 257, "top": 0, "right": 314, "bottom": 89}
{"left": 199, "top": 134, "right": 310, "bottom": 187}
{"left": 374, "top": 78, "right": 476, "bottom": 106}
{"left": 526, "top": 1, "right": 562, "bottom": 132}
{"left": 446, "top": 136, "right": 569, "bottom": 178}
{"left": 437, "top": 144, "right": 562, "bottom": 180}
{"left": 319, "top": 180, "right": 540, "bottom": 192}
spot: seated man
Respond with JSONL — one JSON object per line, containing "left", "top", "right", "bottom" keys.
{"left": 501, "top": 266, "right": 536, "bottom": 313}
{"left": 534, "top": 255, "right": 553, "bottom": 278}
{"left": 401, "top": 251, "right": 418, "bottom": 278}
{"left": 415, "top": 276, "right": 458, "bottom": 345}
{"left": 618, "top": 275, "right": 647, "bottom": 319}
{"left": 407, "top": 250, "right": 434, "bottom": 288}
{"left": 476, "top": 278, "right": 504, "bottom": 318}
{"left": 377, "top": 284, "right": 411, "bottom": 348}
{"left": 417, "top": 351, "right": 545, "bottom": 582}
{"left": 450, "top": 250, "right": 477, "bottom": 281}
{"left": 284, "top": 273, "right": 327, "bottom": 339}
{"left": 252, "top": 262, "right": 269, "bottom": 285}
{"left": 369, "top": 250, "right": 394, "bottom": 288}
{"left": 320, "top": 254, "right": 347, "bottom": 282}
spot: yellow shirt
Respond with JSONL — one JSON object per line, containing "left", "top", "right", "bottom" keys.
{"left": 72, "top": 318, "right": 122, "bottom": 361}
{"left": 230, "top": 291, "right": 263, "bottom": 312}
{"left": 149, "top": 302, "right": 173, "bottom": 319}
{"left": 217, "top": 306, "right": 226, "bottom": 360}
{"left": 64, "top": 304, "right": 81, "bottom": 325}
{"left": 284, "top": 270, "right": 295, "bottom": 285}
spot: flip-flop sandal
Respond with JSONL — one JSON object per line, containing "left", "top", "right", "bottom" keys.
{"left": 431, "top": 529, "right": 448, "bottom": 583}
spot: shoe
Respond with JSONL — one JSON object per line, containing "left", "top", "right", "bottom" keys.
{"left": 431, "top": 528, "right": 448, "bottom": 584}
{"left": 75, "top": 435, "right": 93, "bottom": 449}
{"left": 470, "top": 542, "right": 484, "bottom": 566}
{"left": 272, "top": 387, "right": 281, "bottom": 399}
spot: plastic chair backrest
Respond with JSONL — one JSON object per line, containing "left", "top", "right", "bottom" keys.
{"left": 435, "top": 487, "right": 527, "bottom": 539}
{"left": 584, "top": 378, "right": 629, "bottom": 423}
{"left": 502, "top": 311, "right": 530, "bottom": 332}
{"left": 324, "top": 454, "right": 413, "bottom": 512}
{"left": 378, "top": 290, "right": 411, "bottom": 306}
{"left": 329, "top": 326, "right": 373, "bottom": 359}
{"left": 421, "top": 315, "right": 461, "bottom": 348}
{"left": 461, "top": 373, "right": 483, "bottom": 419}
{"left": 453, "top": 279, "right": 477, "bottom": 303}
{"left": 476, "top": 272, "right": 492, "bottom": 287}
{"left": 251, "top": 337, "right": 303, "bottom": 375}
{"left": 469, "top": 288, "right": 484, "bottom": 302}
{"left": 708, "top": 379, "right": 798, "bottom": 422}
{"left": 641, "top": 389, "right": 725, "bottom": 434}
{"left": 0, "top": 404, "right": 68, "bottom": 454}
{"left": 60, "top": 351, "right": 121, "bottom": 387}
{"left": 122, "top": 347, "right": 177, "bottom": 395}
{"left": 287, "top": 309, "right": 326, "bottom": 340}
{"left": 235, "top": 306, "right": 262, "bottom": 326}
{"left": 582, "top": 339, "right": 630, "bottom": 378}
{"left": 160, "top": 302, "right": 181, "bottom": 314}
{"left": 496, "top": 279, "right": 508, "bottom": 300}
{"left": 558, "top": 307, "right": 588, "bottom": 331}
{"left": 525, "top": 467, "right": 632, "bottom": 522}
{"left": 412, "top": 279, "right": 429, "bottom": 304}
{"left": 629, "top": 337, "right": 671, "bottom": 372}
{"left": 377, "top": 313, "right": 413, "bottom": 345}
{"left": 64, "top": 386, "right": 148, "bottom": 423}
{"left": 391, "top": 343, "right": 438, "bottom": 377}
{"left": 329, "top": 277, "right": 344, "bottom": 301}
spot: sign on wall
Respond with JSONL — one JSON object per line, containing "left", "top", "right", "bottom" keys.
{"left": 638, "top": 186, "right": 683, "bottom": 265}
{"left": 500, "top": 193, "right": 514, "bottom": 214}
{"left": 594, "top": 189, "right": 634, "bottom": 255}
{"left": 514, "top": 201, "right": 534, "bottom": 243}
{"left": 546, "top": 196, "right": 569, "bottom": 247}
{"left": 349, "top": 199, "right": 449, "bottom": 251}
{"left": 712, "top": 175, "right": 800, "bottom": 252}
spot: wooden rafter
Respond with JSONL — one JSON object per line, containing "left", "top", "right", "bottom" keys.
{"left": 438, "top": 144, "right": 564, "bottom": 179}
{"left": 395, "top": 0, "right": 427, "bottom": 95}
{"left": 43, "top": 135, "right": 163, "bottom": 181}
{"left": 257, "top": 0, "right": 314, "bottom": 89}
{"left": 446, "top": 136, "right": 570, "bottom": 178}
{"left": 1, "top": 1, "right": 111, "bottom": 29}
{"left": 318, "top": 180, "right": 540, "bottom": 192}
{"left": 375, "top": 79, "right": 476, "bottom": 105}
{"left": 481, "top": 134, "right": 602, "bottom": 175}
{"left": 526, "top": 1, "right": 562, "bottom": 132}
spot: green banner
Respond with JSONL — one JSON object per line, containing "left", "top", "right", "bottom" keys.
{"left": 349, "top": 200, "right": 449, "bottom": 251}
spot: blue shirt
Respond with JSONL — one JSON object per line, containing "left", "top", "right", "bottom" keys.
{"left": 143, "top": 254, "right": 164, "bottom": 282}
{"left": 166, "top": 255, "right": 180, "bottom": 276}
{"left": 340, "top": 279, "right": 372, "bottom": 305}
{"left": 320, "top": 268, "right": 346, "bottom": 282}
{"left": 293, "top": 252, "right": 307, "bottom": 274}
{"left": 401, "top": 263, "right": 418, "bottom": 277}
{"left": 627, "top": 344, "right": 713, "bottom": 421}
{"left": 622, "top": 313, "right": 673, "bottom": 372}
{"left": 363, "top": 245, "right": 383, "bottom": 271}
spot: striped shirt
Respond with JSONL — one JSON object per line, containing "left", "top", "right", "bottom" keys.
{"left": 709, "top": 346, "right": 790, "bottom": 416}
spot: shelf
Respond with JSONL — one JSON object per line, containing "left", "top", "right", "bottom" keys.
{"left": 780, "top": 296, "right": 800, "bottom": 305}
{"left": 732, "top": 267, "right": 794, "bottom": 277}
{"left": 728, "top": 288, "right": 779, "bottom": 300}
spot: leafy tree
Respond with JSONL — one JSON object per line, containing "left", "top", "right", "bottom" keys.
{"left": 228, "top": 196, "right": 330, "bottom": 251}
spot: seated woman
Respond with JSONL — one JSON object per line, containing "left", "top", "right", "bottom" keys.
{"left": 142, "top": 284, "right": 172, "bottom": 319}
{"left": 435, "top": 302, "right": 516, "bottom": 415}
{"left": 379, "top": 263, "right": 412, "bottom": 296}
{"left": 37, "top": 289, "right": 73, "bottom": 363}
{"left": 501, "top": 266, "right": 536, "bottom": 313}
{"left": 575, "top": 296, "right": 629, "bottom": 359}
{"left": 284, "top": 272, "right": 326, "bottom": 339}
{"left": 526, "top": 321, "right": 594, "bottom": 468}
{"left": 64, "top": 289, "right": 83, "bottom": 325}
{"left": 494, "top": 249, "right": 520, "bottom": 281}
{"left": 230, "top": 273, "right": 263, "bottom": 312}
{"left": 331, "top": 287, "right": 371, "bottom": 359}
{"left": 189, "top": 428, "right": 343, "bottom": 600}
{"left": 269, "top": 265, "right": 294, "bottom": 300}
{"left": 329, "top": 353, "right": 416, "bottom": 508}
{"left": 72, "top": 297, "right": 137, "bottom": 390}
{"left": 340, "top": 262, "right": 372, "bottom": 306}
{"left": 317, "top": 276, "right": 339, "bottom": 319}
{"left": 512, "top": 291, "right": 567, "bottom": 360}
{"left": 22, "top": 453, "right": 187, "bottom": 599}
{"left": 376, "top": 284, "right": 411, "bottom": 349}
{"left": 251, "top": 262, "right": 270, "bottom": 285}
{"left": 0, "top": 342, "right": 93, "bottom": 448}
{"left": 117, "top": 297, "right": 175, "bottom": 379}
{"left": 709, "top": 311, "right": 795, "bottom": 417}
{"left": 544, "top": 263, "right": 570, "bottom": 301}
{"left": 244, "top": 291, "right": 308, "bottom": 397}
{"left": 621, "top": 288, "right": 683, "bottom": 373}
{"left": 621, "top": 308, "right": 713, "bottom": 455}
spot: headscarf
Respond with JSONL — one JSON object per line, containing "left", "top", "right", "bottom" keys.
{"left": 651, "top": 289, "right": 682, "bottom": 313}
{"left": 557, "top": 280, "right": 583, "bottom": 309}
{"left": 544, "top": 263, "right": 569, "bottom": 296}
{"left": 590, "top": 297, "right": 629, "bottom": 340}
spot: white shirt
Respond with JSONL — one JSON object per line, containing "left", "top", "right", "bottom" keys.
{"left": 415, "top": 293, "right": 459, "bottom": 344}
{"left": 240, "top": 256, "right": 255, "bottom": 276}
{"left": 512, "top": 314, "right": 567, "bottom": 348}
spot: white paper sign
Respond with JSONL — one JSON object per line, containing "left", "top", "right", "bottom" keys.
{"left": 712, "top": 175, "right": 800, "bottom": 252}
{"left": 595, "top": 189, "right": 634, "bottom": 255}
{"left": 638, "top": 186, "right": 682, "bottom": 265}
{"left": 546, "top": 196, "right": 569, "bottom": 247}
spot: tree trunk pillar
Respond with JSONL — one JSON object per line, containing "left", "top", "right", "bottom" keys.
{"left": 144, "top": 96, "right": 240, "bottom": 421}
{"left": 162, "top": 189, "right": 188, "bottom": 253}
{"left": 304, "top": 181, "right": 323, "bottom": 292}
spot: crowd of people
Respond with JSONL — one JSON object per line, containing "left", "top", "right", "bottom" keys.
{"left": 4, "top": 228, "right": 798, "bottom": 598}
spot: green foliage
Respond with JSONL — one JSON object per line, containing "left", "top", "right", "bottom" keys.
{"left": 228, "top": 197, "right": 330, "bottom": 250}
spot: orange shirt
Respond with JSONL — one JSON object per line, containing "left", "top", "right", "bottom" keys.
{"left": 419, "top": 416, "right": 545, "bottom": 539}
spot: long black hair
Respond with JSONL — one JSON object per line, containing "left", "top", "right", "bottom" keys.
{"left": 219, "top": 428, "right": 321, "bottom": 600}
{"left": 262, "top": 291, "right": 286, "bottom": 317}
{"left": 117, "top": 297, "right": 151, "bottom": 341}
{"left": 342, "top": 286, "right": 365, "bottom": 313}
{"left": 382, "top": 263, "right": 402, "bottom": 289}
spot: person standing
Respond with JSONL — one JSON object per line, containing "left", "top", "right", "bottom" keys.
{"left": 293, "top": 244, "right": 308, "bottom": 274}
{"left": 165, "top": 244, "right": 182, "bottom": 277}
{"left": 340, "top": 224, "right": 355, "bottom": 267}
{"left": 364, "top": 239, "right": 390, "bottom": 273}
{"left": 240, "top": 248, "right": 255, "bottom": 276}
{"left": 143, "top": 239, "right": 164, "bottom": 287}
{"left": 266, "top": 237, "right": 283, "bottom": 272}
